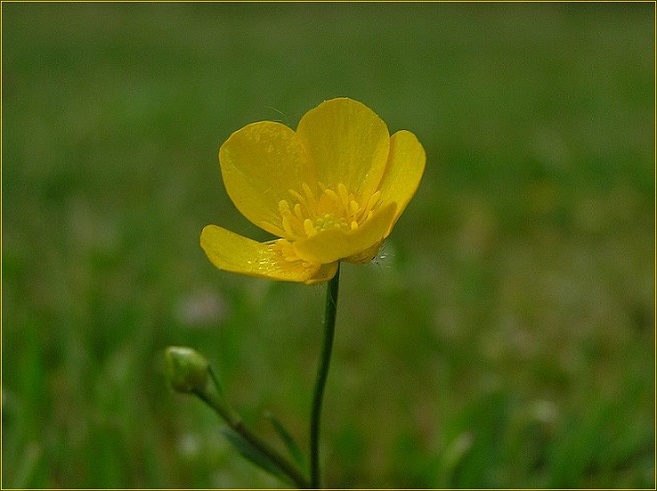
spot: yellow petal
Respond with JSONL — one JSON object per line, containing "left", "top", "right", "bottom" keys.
{"left": 292, "top": 202, "right": 397, "bottom": 264}
{"left": 305, "top": 262, "right": 340, "bottom": 284}
{"left": 296, "top": 98, "right": 390, "bottom": 201}
{"left": 377, "top": 130, "right": 426, "bottom": 231}
{"left": 200, "top": 225, "right": 321, "bottom": 282}
{"left": 344, "top": 240, "right": 384, "bottom": 264}
{"left": 219, "top": 122, "right": 315, "bottom": 238}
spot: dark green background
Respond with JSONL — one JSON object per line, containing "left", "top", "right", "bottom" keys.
{"left": 3, "top": 2, "right": 654, "bottom": 488}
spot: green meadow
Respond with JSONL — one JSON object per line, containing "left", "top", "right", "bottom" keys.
{"left": 2, "top": 2, "right": 654, "bottom": 488}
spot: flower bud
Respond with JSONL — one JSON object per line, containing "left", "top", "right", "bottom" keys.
{"left": 165, "top": 346, "right": 210, "bottom": 394}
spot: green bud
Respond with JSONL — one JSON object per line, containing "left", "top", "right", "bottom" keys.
{"left": 165, "top": 346, "right": 210, "bottom": 394}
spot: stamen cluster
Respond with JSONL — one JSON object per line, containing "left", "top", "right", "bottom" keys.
{"left": 278, "top": 182, "right": 381, "bottom": 239}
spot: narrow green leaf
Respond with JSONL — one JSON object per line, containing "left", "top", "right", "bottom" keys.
{"left": 208, "top": 366, "right": 224, "bottom": 396}
{"left": 219, "top": 427, "right": 291, "bottom": 485}
{"left": 264, "top": 410, "right": 307, "bottom": 468}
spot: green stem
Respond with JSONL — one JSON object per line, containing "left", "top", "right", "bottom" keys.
{"left": 310, "top": 263, "right": 341, "bottom": 488}
{"left": 195, "top": 379, "right": 310, "bottom": 488}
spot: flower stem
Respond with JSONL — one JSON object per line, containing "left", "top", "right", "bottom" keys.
{"left": 310, "top": 263, "right": 341, "bottom": 488}
{"left": 195, "top": 384, "right": 310, "bottom": 489}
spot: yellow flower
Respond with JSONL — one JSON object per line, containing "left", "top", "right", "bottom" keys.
{"left": 200, "top": 97, "right": 426, "bottom": 284}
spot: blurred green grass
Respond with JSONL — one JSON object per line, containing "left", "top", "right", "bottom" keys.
{"left": 2, "top": 2, "right": 654, "bottom": 488}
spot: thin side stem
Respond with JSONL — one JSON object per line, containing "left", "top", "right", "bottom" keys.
{"left": 310, "top": 264, "right": 341, "bottom": 489}
{"left": 196, "top": 389, "right": 310, "bottom": 489}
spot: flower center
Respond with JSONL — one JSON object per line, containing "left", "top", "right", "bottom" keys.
{"left": 277, "top": 182, "right": 381, "bottom": 240}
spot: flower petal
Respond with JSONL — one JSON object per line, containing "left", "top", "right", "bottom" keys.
{"left": 292, "top": 202, "right": 397, "bottom": 264}
{"left": 378, "top": 130, "right": 426, "bottom": 231}
{"left": 201, "top": 225, "right": 323, "bottom": 282}
{"left": 296, "top": 98, "right": 390, "bottom": 201}
{"left": 219, "top": 122, "right": 315, "bottom": 237}
{"left": 305, "top": 261, "right": 340, "bottom": 284}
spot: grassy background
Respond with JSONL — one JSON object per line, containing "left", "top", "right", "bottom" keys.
{"left": 2, "top": 2, "right": 654, "bottom": 488}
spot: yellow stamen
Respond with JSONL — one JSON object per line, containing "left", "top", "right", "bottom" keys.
{"left": 279, "top": 181, "right": 381, "bottom": 240}
{"left": 303, "top": 219, "right": 317, "bottom": 236}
